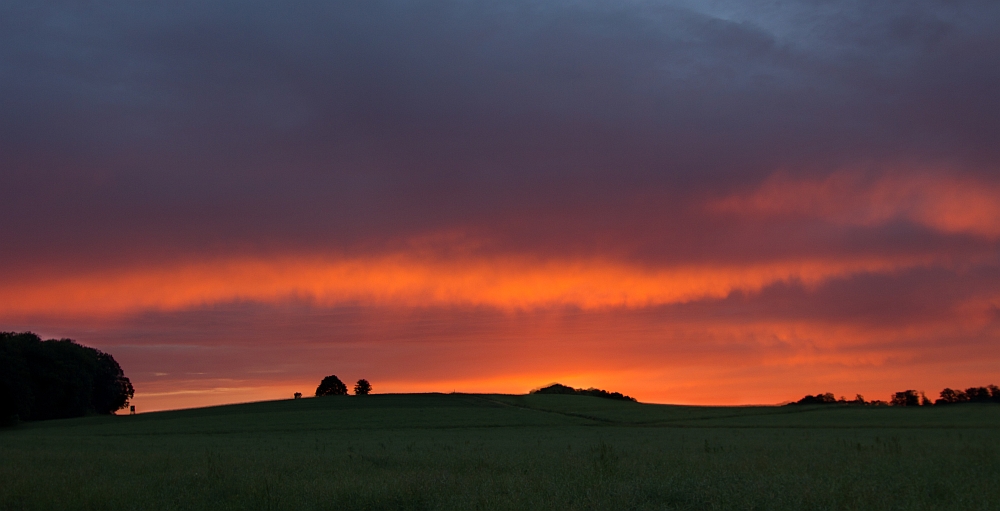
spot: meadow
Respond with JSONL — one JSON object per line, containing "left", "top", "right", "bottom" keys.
{"left": 1, "top": 393, "right": 998, "bottom": 510}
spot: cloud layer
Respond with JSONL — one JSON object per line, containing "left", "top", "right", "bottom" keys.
{"left": 2, "top": 0, "right": 998, "bottom": 410}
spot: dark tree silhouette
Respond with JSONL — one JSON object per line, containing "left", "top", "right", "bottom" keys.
{"left": 890, "top": 390, "right": 921, "bottom": 406}
{"left": 920, "top": 392, "right": 932, "bottom": 406}
{"left": 965, "top": 386, "right": 995, "bottom": 402}
{"left": 530, "top": 383, "right": 636, "bottom": 402}
{"left": 354, "top": 379, "right": 372, "bottom": 395}
{"left": 1, "top": 332, "right": 134, "bottom": 424}
{"left": 936, "top": 387, "right": 965, "bottom": 404}
{"left": 793, "top": 393, "right": 837, "bottom": 405}
{"left": 533, "top": 383, "right": 576, "bottom": 395}
{"left": 315, "top": 375, "right": 348, "bottom": 396}
{"left": 936, "top": 385, "right": 1000, "bottom": 404}
{"left": 91, "top": 350, "right": 135, "bottom": 414}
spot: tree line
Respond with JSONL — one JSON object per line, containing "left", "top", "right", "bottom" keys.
{"left": 530, "top": 383, "right": 637, "bottom": 402}
{"left": 1, "top": 332, "right": 134, "bottom": 425}
{"left": 791, "top": 385, "right": 1000, "bottom": 406}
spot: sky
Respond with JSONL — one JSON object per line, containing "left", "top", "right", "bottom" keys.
{"left": 2, "top": 0, "right": 999, "bottom": 412}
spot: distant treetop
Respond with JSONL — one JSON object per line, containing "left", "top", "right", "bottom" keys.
{"left": 531, "top": 383, "right": 636, "bottom": 402}
{"left": 935, "top": 385, "right": 1000, "bottom": 405}
{"left": 315, "top": 375, "right": 348, "bottom": 396}
{"left": 789, "top": 385, "right": 999, "bottom": 407}
{"left": 354, "top": 379, "right": 372, "bottom": 396}
{"left": 793, "top": 393, "right": 840, "bottom": 405}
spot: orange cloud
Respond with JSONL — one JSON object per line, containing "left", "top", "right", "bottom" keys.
{"left": 712, "top": 170, "right": 1000, "bottom": 237}
{"left": 0, "top": 253, "right": 942, "bottom": 317}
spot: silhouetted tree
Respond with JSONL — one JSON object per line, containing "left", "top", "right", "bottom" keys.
{"left": 965, "top": 386, "right": 994, "bottom": 402}
{"left": 890, "top": 390, "right": 921, "bottom": 406}
{"left": 354, "top": 379, "right": 372, "bottom": 395}
{"left": 579, "top": 387, "right": 635, "bottom": 401}
{"left": 91, "top": 350, "right": 135, "bottom": 414}
{"left": 532, "top": 383, "right": 576, "bottom": 395}
{"left": 0, "top": 335, "right": 31, "bottom": 424}
{"left": 1, "top": 332, "right": 134, "bottom": 424}
{"left": 530, "top": 383, "right": 636, "bottom": 402}
{"left": 934, "top": 385, "right": 1000, "bottom": 405}
{"left": 315, "top": 375, "right": 348, "bottom": 396}
{"left": 935, "top": 387, "right": 966, "bottom": 404}
{"left": 793, "top": 393, "right": 837, "bottom": 405}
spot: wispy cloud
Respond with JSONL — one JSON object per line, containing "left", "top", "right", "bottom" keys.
{"left": 712, "top": 170, "right": 1000, "bottom": 238}
{"left": 0, "top": 252, "right": 951, "bottom": 316}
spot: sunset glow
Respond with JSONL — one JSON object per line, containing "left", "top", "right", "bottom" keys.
{"left": 0, "top": 252, "right": 948, "bottom": 316}
{"left": 2, "top": 0, "right": 998, "bottom": 413}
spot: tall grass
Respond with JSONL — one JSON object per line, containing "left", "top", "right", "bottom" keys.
{"left": 1, "top": 395, "right": 998, "bottom": 510}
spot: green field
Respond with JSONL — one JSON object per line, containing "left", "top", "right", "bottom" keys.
{"left": 1, "top": 394, "right": 998, "bottom": 510}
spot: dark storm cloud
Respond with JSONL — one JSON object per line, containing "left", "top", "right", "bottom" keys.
{"left": 2, "top": 0, "right": 999, "bottom": 270}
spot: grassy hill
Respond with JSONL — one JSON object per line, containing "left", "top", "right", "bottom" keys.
{"left": 2, "top": 394, "right": 999, "bottom": 510}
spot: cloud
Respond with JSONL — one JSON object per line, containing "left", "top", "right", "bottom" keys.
{"left": 2, "top": 0, "right": 999, "bottom": 409}
{"left": 0, "top": 251, "right": 953, "bottom": 317}
{"left": 2, "top": 0, "right": 999, "bottom": 271}
{"left": 711, "top": 170, "right": 1000, "bottom": 238}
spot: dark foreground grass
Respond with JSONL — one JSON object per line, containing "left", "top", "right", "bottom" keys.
{"left": 1, "top": 394, "right": 998, "bottom": 510}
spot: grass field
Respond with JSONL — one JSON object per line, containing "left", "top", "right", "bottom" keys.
{"left": 1, "top": 394, "right": 998, "bottom": 510}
